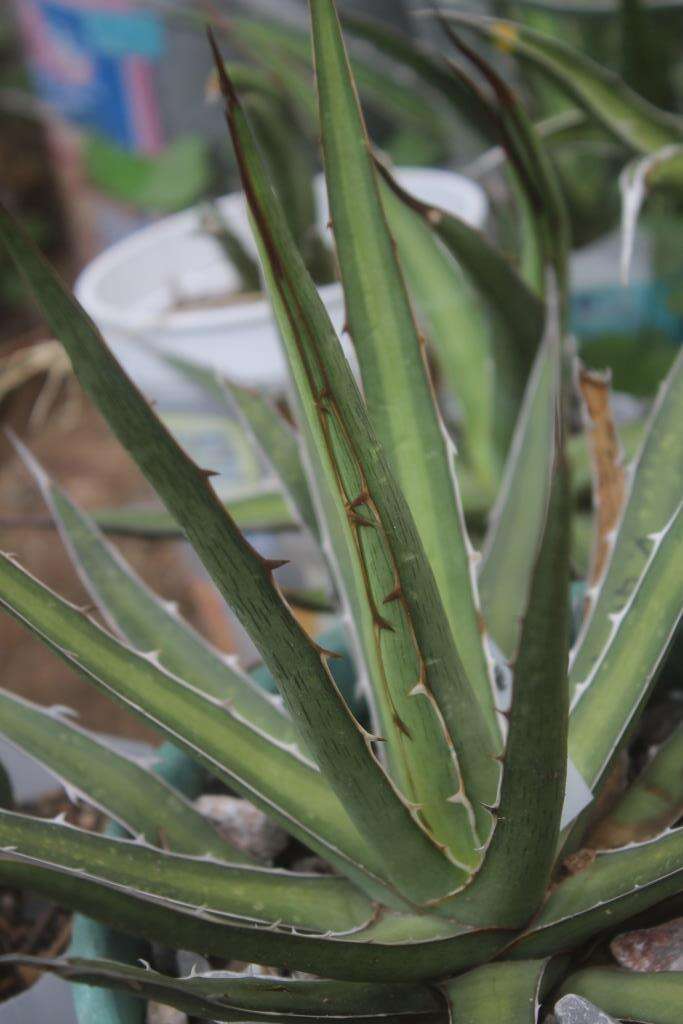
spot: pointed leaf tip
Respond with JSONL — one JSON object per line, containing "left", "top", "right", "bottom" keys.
{"left": 206, "top": 27, "right": 238, "bottom": 108}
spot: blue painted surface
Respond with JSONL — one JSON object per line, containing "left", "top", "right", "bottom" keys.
{"left": 21, "top": 1, "right": 164, "bottom": 149}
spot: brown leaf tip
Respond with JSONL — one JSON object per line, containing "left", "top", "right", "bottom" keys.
{"left": 206, "top": 27, "right": 238, "bottom": 108}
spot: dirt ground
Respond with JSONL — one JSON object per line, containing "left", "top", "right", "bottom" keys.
{"left": 0, "top": 370, "right": 240, "bottom": 742}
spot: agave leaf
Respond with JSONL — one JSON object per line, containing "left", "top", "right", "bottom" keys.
{"left": 440, "top": 10, "right": 683, "bottom": 154}
{"left": 231, "top": 0, "right": 499, "bottom": 870}
{"left": 211, "top": 19, "right": 488, "bottom": 883}
{"left": 439, "top": 20, "right": 569, "bottom": 301}
{"left": 69, "top": 741, "right": 221, "bottom": 1024}
{"left": 571, "top": 350, "right": 683, "bottom": 690}
{"left": 0, "top": 848, "right": 507, "bottom": 982}
{"left": 87, "top": 489, "right": 297, "bottom": 538}
{"left": 378, "top": 167, "right": 544, "bottom": 436}
{"left": 342, "top": 11, "right": 498, "bottom": 147}
{"left": 0, "top": 688, "right": 247, "bottom": 862}
{"left": 219, "top": 378, "right": 320, "bottom": 539}
{"left": 166, "top": 355, "right": 320, "bottom": 540}
{"left": 228, "top": 14, "right": 450, "bottom": 159}
{"left": 378, "top": 176, "right": 500, "bottom": 502}
{"left": 447, "top": 345, "right": 570, "bottom": 927}
{"left": 588, "top": 722, "right": 683, "bottom": 850}
{"left": 569, "top": 500, "right": 683, "bottom": 793}
{"left": 558, "top": 967, "right": 682, "bottom": 1024}
{"left": 0, "top": 955, "right": 446, "bottom": 1024}
{"left": 11, "top": 435, "right": 301, "bottom": 749}
{"left": 0, "top": 199, "right": 449, "bottom": 908}
{"left": 242, "top": 93, "right": 322, "bottom": 267}
{"left": 619, "top": 145, "right": 683, "bottom": 284}
{"left": 309, "top": 1, "right": 502, "bottom": 830}
{"left": 0, "top": 552, "right": 403, "bottom": 899}
{"left": 464, "top": 108, "right": 588, "bottom": 180}
{"left": 478, "top": 317, "right": 559, "bottom": 658}
{"left": 0, "top": 810, "right": 373, "bottom": 933}
{"left": 211, "top": 39, "right": 480, "bottom": 885}
{"left": 510, "top": 827, "right": 683, "bottom": 958}
{"left": 444, "top": 958, "right": 563, "bottom": 1023}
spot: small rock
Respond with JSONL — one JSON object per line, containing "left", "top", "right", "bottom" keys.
{"left": 290, "top": 855, "right": 334, "bottom": 875}
{"left": 195, "top": 795, "right": 288, "bottom": 862}
{"left": 147, "top": 1003, "right": 188, "bottom": 1024}
{"left": 176, "top": 950, "right": 211, "bottom": 977}
{"left": 611, "top": 916, "right": 683, "bottom": 972}
{"left": 554, "top": 994, "right": 617, "bottom": 1024}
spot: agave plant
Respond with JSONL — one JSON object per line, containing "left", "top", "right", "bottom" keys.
{"left": 0, "top": 2, "right": 682, "bottom": 1022}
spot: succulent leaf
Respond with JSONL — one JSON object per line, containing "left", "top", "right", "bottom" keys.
{"left": 377, "top": 176, "right": 500, "bottom": 519}
{"left": 588, "top": 722, "right": 683, "bottom": 849}
{"left": 0, "top": 198, "right": 441, "bottom": 907}
{"left": 0, "top": 955, "right": 446, "bottom": 1024}
{"left": 571, "top": 350, "right": 683, "bottom": 695}
{"left": 0, "top": 552, "right": 394, "bottom": 898}
{"left": 445, "top": 300, "right": 570, "bottom": 927}
{"left": 0, "top": 810, "right": 373, "bottom": 933}
{"left": 557, "top": 967, "right": 683, "bottom": 1024}
{"left": 0, "top": 848, "right": 507, "bottom": 982}
{"left": 510, "top": 827, "right": 683, "bottom": 958}
{"left": 309, "top": 0, "right": 501, "bottom": 838}
{"left": 440, "top": 10, "right": 683, "bottom": 153}
{"left": 478, "top": 318, "right": 559, "bottom": 658}
{"left": 568, "top": 501, "right": 683, "bottom": 795}
{"left": 444, "top": 958, "right": 563, "bottom": 1023}
{"left": 12, "top": 434, "right": 301, "bottom": 748}
{"left": 88, "top": 487, "right": 297, "bottom": 537}
{"left": 0, "top": 689, "right": 244, "bottom": 861}
{"left": 209, "top": 21, "right": 506, "bottom": 886}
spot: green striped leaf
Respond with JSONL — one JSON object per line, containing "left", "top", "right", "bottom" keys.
{"left": 166, "top": 357, "right": 320, "bottom": 540}
{"left": 0, "top": 956, "right": 446, "bottom": 1024}
{"left": 0, "top": 810, "right": 373, "bottom": 933}
{"left": 0, "top": 849, "right": 507, "bottom": 982}
{"left": 448, "top": 317, "right": 569, "bottom": 927}
{"left": 378, "top": 168, "right": 544, "bottom": 444}
{"left": 568, "top": 502, "right": 683, "bottom": 794}
{"left": 0, "top": 196, "right": 440, "bottom": 909}
{"left": 378, "top": 176, "right": 500, "bottom": 503}
{"left": 589, "top": 722, "right": 683, "bottom": 849}
{"left": 210, "top": 30, "right": 484, "bottom": 886}
{"left": 342, "top": 12, "right": 498, "bottom": 148}
{"left": 309, "top": 1, "right": 502, "bottom": 836}
{"left": 0, "top": 688, "right": 247, "bottom": 862}
{"left": 510, "top": 827, "right": 683, "bottom": 958}
{"left": 570, "top": 345, "right": 683, "bottom": 694}
{"left": 441, "top": 10, "right": 683, "bottom": 154}
{"left": 0, "top": 552, "right": 394, "bottom": 900}
{"left": 228, "top": 15, "right": 451, "bottom": 160}
{"left": 445, "top": 958, "right": 562, "bottom": 1024}
{"left": 11, "top": 434, "right": 301, "bottom": 749}
{"left": 478, "top": 323, "right": 558, "bottom": 658}
{"left": 89, "top": 488, "right": 296, "bottom": 537}
{"left": 557, "top": 967, "right": 683, "bottom": 1024}
{"left": 439, "top": 19, "right": 569, "bottom": 301}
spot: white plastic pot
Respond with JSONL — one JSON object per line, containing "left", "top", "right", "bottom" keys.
{"left": 75, "top": 168, "right": 488, "bottom": 407}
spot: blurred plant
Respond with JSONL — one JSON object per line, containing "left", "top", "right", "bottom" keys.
{"left": 0, "top": 5, "right": 681, "bottom": 1024}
